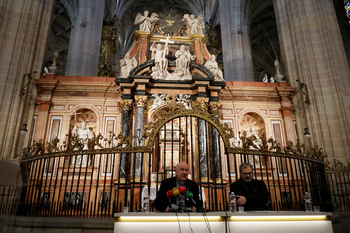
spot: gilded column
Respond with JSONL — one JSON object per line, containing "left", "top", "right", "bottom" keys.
{"left": 210, "top": 102, "right": 222, "bottom": 182}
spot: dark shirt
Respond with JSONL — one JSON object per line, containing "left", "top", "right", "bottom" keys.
{"left": 230, "top": 178, "right": 269, "bottom": 211}
{"left": 154, "top": 176, "right": 203, "bottom": 212}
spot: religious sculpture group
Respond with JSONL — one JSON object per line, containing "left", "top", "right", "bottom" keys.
{"left": 128, "top": 10, "right": 225, "bottom": 82}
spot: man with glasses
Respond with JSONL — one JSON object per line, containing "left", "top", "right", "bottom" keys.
{"left": 230, "top": 163, "right": 269, "bottom": 211}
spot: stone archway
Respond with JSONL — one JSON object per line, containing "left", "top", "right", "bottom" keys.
{"left": 69, "top": 108, "right": 98, "bottom": 135}
{"left": 240, "top": 112, "right": 265, "bottom": 139}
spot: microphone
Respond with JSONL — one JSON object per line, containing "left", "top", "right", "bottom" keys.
{"left": 186, "top": 190, "right": 205, "bottom": 212}
{"left": 172, "top": 187, "right": 180, "bottom": 197}
{"left": 166, "top": 190, "right": 173, "bottom": 207}
{"left": 178, "top": 186, "right": 187, "bottom": 196}
{"left": 186, "top": 190, "right": 197, "bottom": 207}
{"left": 172, "top": 187, "right": 182, "bottom": 208}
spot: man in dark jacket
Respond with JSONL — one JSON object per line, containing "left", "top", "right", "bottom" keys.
{"left": 155, "top": 162, "right": 203, "bottom": 212}
{"left": 230, "top": 163, "right": 269, "bottom": 211}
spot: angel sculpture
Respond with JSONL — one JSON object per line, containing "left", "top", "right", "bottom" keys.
{"left": 150, "top": 93, "right": 166, "bottom": 112}
{"left": 134, "top": 10, "right": 158, "bottom": 31}
{"left": 183, "top": 14, "right": 205, "bottom": 34}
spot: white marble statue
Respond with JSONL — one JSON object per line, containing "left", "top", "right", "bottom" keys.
{"left": 134, "top": 11, "right": 158, "bottom": 31}
{"left": 204, "top": 54, "right": 224, "bottom": 81}
{"left": 183, "top": 14, "right": 205, "bottom": 34}
{"left": 173, "top": 45, "right": 193, "bottom": 80}
{"left": 246, "top": 126, "right": 263, "bottom": 150}
{"left": 71, "top": 122, "right": 94, "bottom": 166}
{"left": 176, "top": 94, "right": 191, "bottom": 109}
{"left": 150, "top": 93, "right": 166, "bottom": 112}
{"left": 150, "top": 43, "right": 169, "bottom": 79}
{"left": 263, "top": 74, "right": 268, "bottom": 83}
{"left": 120, "top": 53, "right": 137, "bottom": 77}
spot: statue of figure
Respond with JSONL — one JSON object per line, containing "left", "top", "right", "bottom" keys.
{"left": 71, "top": 122, "right": 94, "bottom": 166}
{"left": 176, "top": 94, "right": 191, "bottom": 109}
{"left": 263, "top": 74, "right": 268, "bottom": 83}
{"left": 246, "top": 126, "right": 263, "bottom": 150}
{"left": 270, "top": 76, "right": 275, "bottom": 83}
{"left": 150, "top": 93, "right": 166, "bottom": 112}
{"left": 183, "top": 14, "right": 205, "bottom": 34}
{"left": 150, "top": 43, "right": 169, "bottom": 79}
{"left": 120, "top": 53, "right": 137, "bottom": 77}
{"left": 204, "top": 54, "right": 224, "bottom": 81}
{"left": 173, "top": 45, "right": 193, "bottom": 80}
{"left": 134, "top": 11, "right": 158, "bottom": 31}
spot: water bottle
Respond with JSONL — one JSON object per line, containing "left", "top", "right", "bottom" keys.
{"left": 230, "top": 192, "right": 237, "bottom": 212}
{"left": 304, "top": 192, "right": 312, "bottom": 212}
{"left": 143, "top": 194, "right": 150, "bottom": 213}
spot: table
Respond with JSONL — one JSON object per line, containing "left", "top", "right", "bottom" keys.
{"left": 114, "top": 211, "right": 333, "bottom": 233}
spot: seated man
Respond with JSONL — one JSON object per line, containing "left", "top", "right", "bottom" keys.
{"left": 230, "top": 163, "right": 269, "bottom": 211}
{"left": 155, "top": 162, "right": 203, "bottom": 212}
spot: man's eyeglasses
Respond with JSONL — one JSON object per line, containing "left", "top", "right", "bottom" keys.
{"left": 242, "top": 172, "right": 252, "bottom": 175}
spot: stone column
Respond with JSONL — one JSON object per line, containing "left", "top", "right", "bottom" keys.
{"left": 0, "top": 0, "right": 54, "bottom": 159}
{"left": 61, "top": 0, "right": 105, "bottom": 76}
{"left": 198, "top": 118, "right": 208, "bottom": 180}
{"left": 134, "top": 96, "right": 147, "bottom": 181}
{"left": 219, "top": 0, "right": 254, "bottom": 81}
{"left": 210, "top": 102, "right": 222, "bottom": 182}
{"left": 197, "top": 98, "right": 209, "bottom": 180}
{"left": 119, "top": 99, "right": 133, "bottom": 181}
{"left": 274, "top": 0, "right": 350, "bottom": 163}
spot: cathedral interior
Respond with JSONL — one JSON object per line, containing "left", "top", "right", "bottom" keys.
{"left": 1, "top": 0, "right": 350, "bottom": 232}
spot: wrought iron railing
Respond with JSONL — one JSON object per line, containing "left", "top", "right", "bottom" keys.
{"left": 2, "top": 101, "right": 346, "bottom": 217}
{"left": 325, "top": 160, "right": 350, "bottom": 212}
{"left": 9, "top": 124, "right": 339, "bottom": 217}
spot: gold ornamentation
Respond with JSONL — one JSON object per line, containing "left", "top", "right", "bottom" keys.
{"left": 209, "top": 102, "right": 220, "bottom": 115}
{"left": 325, "top": 159, "right": 350, "bottom": 172}
{"left": 267, "top": 137, "right": 282, "bottom": 153}
{"left": 47, "top": 138, "right": 59, "bottom": 152}
{"left": 115, "top": 132, "right": 134, "bottom": 148}
{"left": 166, "top": 94, "right": 177, "bottom": 104}
{"left": 88, "top": 133, "right": 104, "bottom": 150}
{"left": 284, "top": 140, "right": 298, "bottom": 154}
{"left": 157, "top": 9, "right": 184, "bottom": 37}
{"left": 143, "top": 98, "right": 234, "bottom": 149}
{"left": 135, "top": 96, "right": 148, "bottom": 107}
{"left": 121, "top": 99, "right": 133, "bottom": 111}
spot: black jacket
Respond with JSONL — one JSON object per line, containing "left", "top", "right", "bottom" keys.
{"left": 230, "top": 178, "right": 269, "bottom": 211}
{"left": 154, "top": 176, "right": 203, "bottom": 212}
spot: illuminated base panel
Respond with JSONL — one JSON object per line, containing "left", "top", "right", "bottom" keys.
{"left": 114, "top": 211, "right": 333, "bottom": 233}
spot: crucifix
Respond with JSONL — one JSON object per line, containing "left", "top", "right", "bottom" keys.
{"left": 70, "top": 110, "right": 83, "bottom": 125}
{"left": 160, "top": 36, "right": 175, "bottom": 58}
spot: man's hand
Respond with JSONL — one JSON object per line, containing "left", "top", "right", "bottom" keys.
{"left": 236, "top": 195, "right": 247, "bottom": 206}
{"left": 166, "top": 206, "right": 174, "bottom": 212}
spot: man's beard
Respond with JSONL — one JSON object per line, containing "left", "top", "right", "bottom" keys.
{"left": 242, "top": 177, "right": 252, "bottom": 182}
